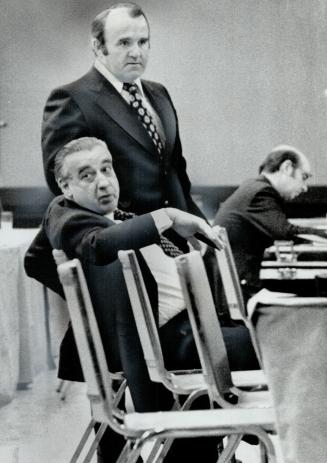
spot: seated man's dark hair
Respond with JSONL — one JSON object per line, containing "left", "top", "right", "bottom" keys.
{"left": 54, "top": 137, "right": 108, "bottom": 181}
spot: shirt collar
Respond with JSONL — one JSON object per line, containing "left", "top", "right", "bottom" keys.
{"left": 104, "top": 211, "right": 115, "bottom": 221}
{"left": 94, "top": 59, "right": 144, "bottom": 97}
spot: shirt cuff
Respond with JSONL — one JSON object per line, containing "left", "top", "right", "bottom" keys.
{"left": 151, "top": 209, "right": 173, "bottom": 234}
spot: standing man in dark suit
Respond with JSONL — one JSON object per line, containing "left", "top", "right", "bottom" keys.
{"left": 42, "top": 2, "right": 203, "bottom": 243}
{"left": 213, "top": 145, "right": 327, "bottom": 301}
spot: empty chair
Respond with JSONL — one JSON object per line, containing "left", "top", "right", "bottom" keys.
{"left": 176, "top": 251, "right": 277, "bottom": 460}
{"left": 119, "top": 249, "right": 266, "bottom": 394}
{"left": 176, "top": 250, "right": 271, "bottom": 407}
{"left": 119, "top": 248, "right": 207, "bottom": 408}
{"left": 53, "top": 249, "right": 126, "bottom": 463}
{"left": 57, "top": 256, "right": 277, "bottom": 463}
{"left": 215, "top": 227, "right": 267, "bottom": 365}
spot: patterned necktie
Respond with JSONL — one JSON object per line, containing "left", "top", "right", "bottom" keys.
{"left": 114, "top": 209, "right": 183, "bottom": 258}
{"left": 123, "top": 83, "right": 163, "bottom": 155}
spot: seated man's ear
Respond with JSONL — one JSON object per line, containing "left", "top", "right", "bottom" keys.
{"left": 57, "top": 177, "right": 73, "bottom": 199}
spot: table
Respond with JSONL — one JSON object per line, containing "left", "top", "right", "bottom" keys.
{"left": 253, "top": 300, "right": 327, "bottom": 463}
{"left": 0, "top": 229, "right": 68, "bottom": 407}
{"left": 261, "top": 267, "right": 327, "bottom": 280}
{"left": 262, "top": 237, "right": 327, "bottom": 294}
{"left": 289, "top": 217, "right": 327, "bottom": 229}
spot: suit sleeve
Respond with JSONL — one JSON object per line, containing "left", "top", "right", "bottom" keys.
{"left": 48, "top": 211, "right": 161, "bottom": 265}
{"left": 24, "top": 227, "right": 65, "bottom": 298}
{"left": 162, "top": 87, "right": 206, "bottom": 220}
{"left": 42, "top": 88, "right": 90, "bottom": 195}
{"left": 247, "top": 187, "right": 327, "bottom": 239}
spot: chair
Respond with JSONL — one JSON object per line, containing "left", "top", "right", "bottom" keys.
{"left": 176, "top": 251, "right": 277, "bottom": 461}
{"left": 119, "top": 248, "right": 209, "bottom": 461}
{"left": 118, "top": 249, "right": 207, "bottom": 409}
{"left": 53, "top": 250, "right": 126, "bottom": 463}
{"left": 57, "top": 256, "right": 277, "bottom": 463}
{"left": 119, "top": 249, "right": 266, "bottom": 393}
{"left": 119, "top": 249, "right": 271, "bottom": 460}
{"left": 214, "top": 228, "right": 266, "bottom": 365}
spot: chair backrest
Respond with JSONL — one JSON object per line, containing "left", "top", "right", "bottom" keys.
{"left": 215, "top": 228, "right": 246, "bottom": 321}
{"left": 56, "top": 258, "right": 119, "bottom": 428}
{"left": 176, "top": 251, "right": 236, "bottom": 407}
{"left": 118, "top": 249, "right": 169, "bottom": 385}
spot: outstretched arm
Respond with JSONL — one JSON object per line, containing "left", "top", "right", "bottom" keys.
{"left": 157, "top": 207, "right": 224, "bottom": 250}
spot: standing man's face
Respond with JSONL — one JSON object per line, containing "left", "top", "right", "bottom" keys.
{"left": 102, "top": 8, "right": 150, "bottom": 83}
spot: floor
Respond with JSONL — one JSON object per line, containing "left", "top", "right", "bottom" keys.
{"left": 0, "top": 370, "right": 95, "bottom": 463}
{"left": 0, "top": 370, "right": 281, "bottom": 463}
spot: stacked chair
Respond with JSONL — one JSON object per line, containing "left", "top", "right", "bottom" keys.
{"left": 175, "top": 251, "right": 278, "bottom": 462}
{"left": 118, "top": 250, "right": 266, "bottom": 403}
{"left": 56, "top": 254, "right": 277, "bottom": 463}
{"left": 119, "top": 249, "right": 277, "bottom": 462}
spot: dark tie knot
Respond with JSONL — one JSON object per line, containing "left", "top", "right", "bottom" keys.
{"left": 123, "top": 82, "right": 139, "bottom": 95}
{"left": 114, "top": 209, "right": 135, "bottom": 221}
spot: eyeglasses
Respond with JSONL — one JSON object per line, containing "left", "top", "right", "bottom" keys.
{"left": 292, "top": 164, "right": 312, "bottom": 182}
{"left": 299, "top": 169, "right": 312, "bottom": 182}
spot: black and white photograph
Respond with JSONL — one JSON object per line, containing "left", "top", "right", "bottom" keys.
{"left": 1, "top": 1, "right": 327, "bottom": 462}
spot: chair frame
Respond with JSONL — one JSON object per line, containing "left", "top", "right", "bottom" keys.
{"left": 214, "top": 228, "right": 264, "bottom": 364}
{"left": 53, "top": 250, "right": 126, "bottom": 463}
{"left": 57, "top": 257, "right": 276, "bottom": 463}
{"left": 119, "top": 249, "right": 266, "bottom": 393}
{"left": 119, "top": 249, "right": 208, "bottom": 462}
{"left": 176, "top": 251, "right": 277, "bottom": 461}
{"left": 119, "top": 249, "right": 207, "bottom": 406}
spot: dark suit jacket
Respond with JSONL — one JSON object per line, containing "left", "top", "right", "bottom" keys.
{"left": 214, "top": 175, "right": 322, "bottom": 294}
{"left": 42, "top": 67, "right": 203, "bottom": 222}
{"left": 25, "top": 196, "right": 167, "bottom": 412}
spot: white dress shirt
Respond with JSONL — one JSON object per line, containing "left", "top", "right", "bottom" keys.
{"left": 106, "top": 209, "right": 185, "bottom": 326}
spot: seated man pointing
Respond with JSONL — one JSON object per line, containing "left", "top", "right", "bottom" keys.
{"left": 25, "top": 137, "right": 258, "bottom": 462}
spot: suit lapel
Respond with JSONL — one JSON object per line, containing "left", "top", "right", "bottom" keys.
{"left": 91, "top": 69, "right": 157, "bottom": 155}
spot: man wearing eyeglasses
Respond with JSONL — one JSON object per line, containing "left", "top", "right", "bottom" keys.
{"left": 210, "top": 145, "right": 327, "bottom": 301}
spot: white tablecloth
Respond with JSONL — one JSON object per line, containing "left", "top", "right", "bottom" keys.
{"left": 254, "top": 303, "right": 327, "bottom": 463}
{"left": 0, "top": 229, "right": 68, "bottom": 407}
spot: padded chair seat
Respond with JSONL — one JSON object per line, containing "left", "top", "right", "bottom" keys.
{"left": 232, "top": 369, "right": 267, "bottom": 387}
{"left": 236, "top": 389, "right": 272, "bottom": 409}
{"left": 125, "top": 407, "right": 276, "bottom": 432}
{"left": 170, "top": 369, "right": 267, "bottom": 391}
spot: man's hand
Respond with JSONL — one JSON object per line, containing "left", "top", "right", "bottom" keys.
{"left": 165, "top": 208, "right": 224, "bottom": 250}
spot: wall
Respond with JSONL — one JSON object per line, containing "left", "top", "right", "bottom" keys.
{"left": 1, "top": 0, "right": 327, "bottom": 187}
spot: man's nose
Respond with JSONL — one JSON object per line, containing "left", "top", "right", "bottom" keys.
{"left": 302, "top": 183, "right": 308, "bottom": 193}
{"left": 97, "top": 172, "right": 110, "bottom": 188}
{"left": 128, "top": 43, "right": 141, "bottom": 58}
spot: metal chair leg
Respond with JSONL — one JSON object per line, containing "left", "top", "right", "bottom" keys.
{"left": 69, "top": 419, "right": 96, "bottom": 463}
{"left": 216, "top": 434, "right": 242, "bottom": 463}
{"left": 81, "top": 422, "right": 108, "bottom": 463}
{"left": 43, "top": 285, "right": 56, "bottom": 370}
{"left": 56, "top": 380, "right": 72, "bottom": 400}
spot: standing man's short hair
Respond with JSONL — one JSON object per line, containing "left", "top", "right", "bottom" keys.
{"left": 91, "top": 2, "right": 150, "bottom": 52}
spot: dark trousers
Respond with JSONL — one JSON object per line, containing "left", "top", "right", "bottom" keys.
{"left": 97, "top": 310, "right": 259, "bottom": 462}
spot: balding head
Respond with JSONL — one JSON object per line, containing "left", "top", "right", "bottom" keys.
{"left": 260, "top": 145, "right": 312, "bottom": 200}
{"left": 259, "top": 145, "right": 310, "bottom": 174}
